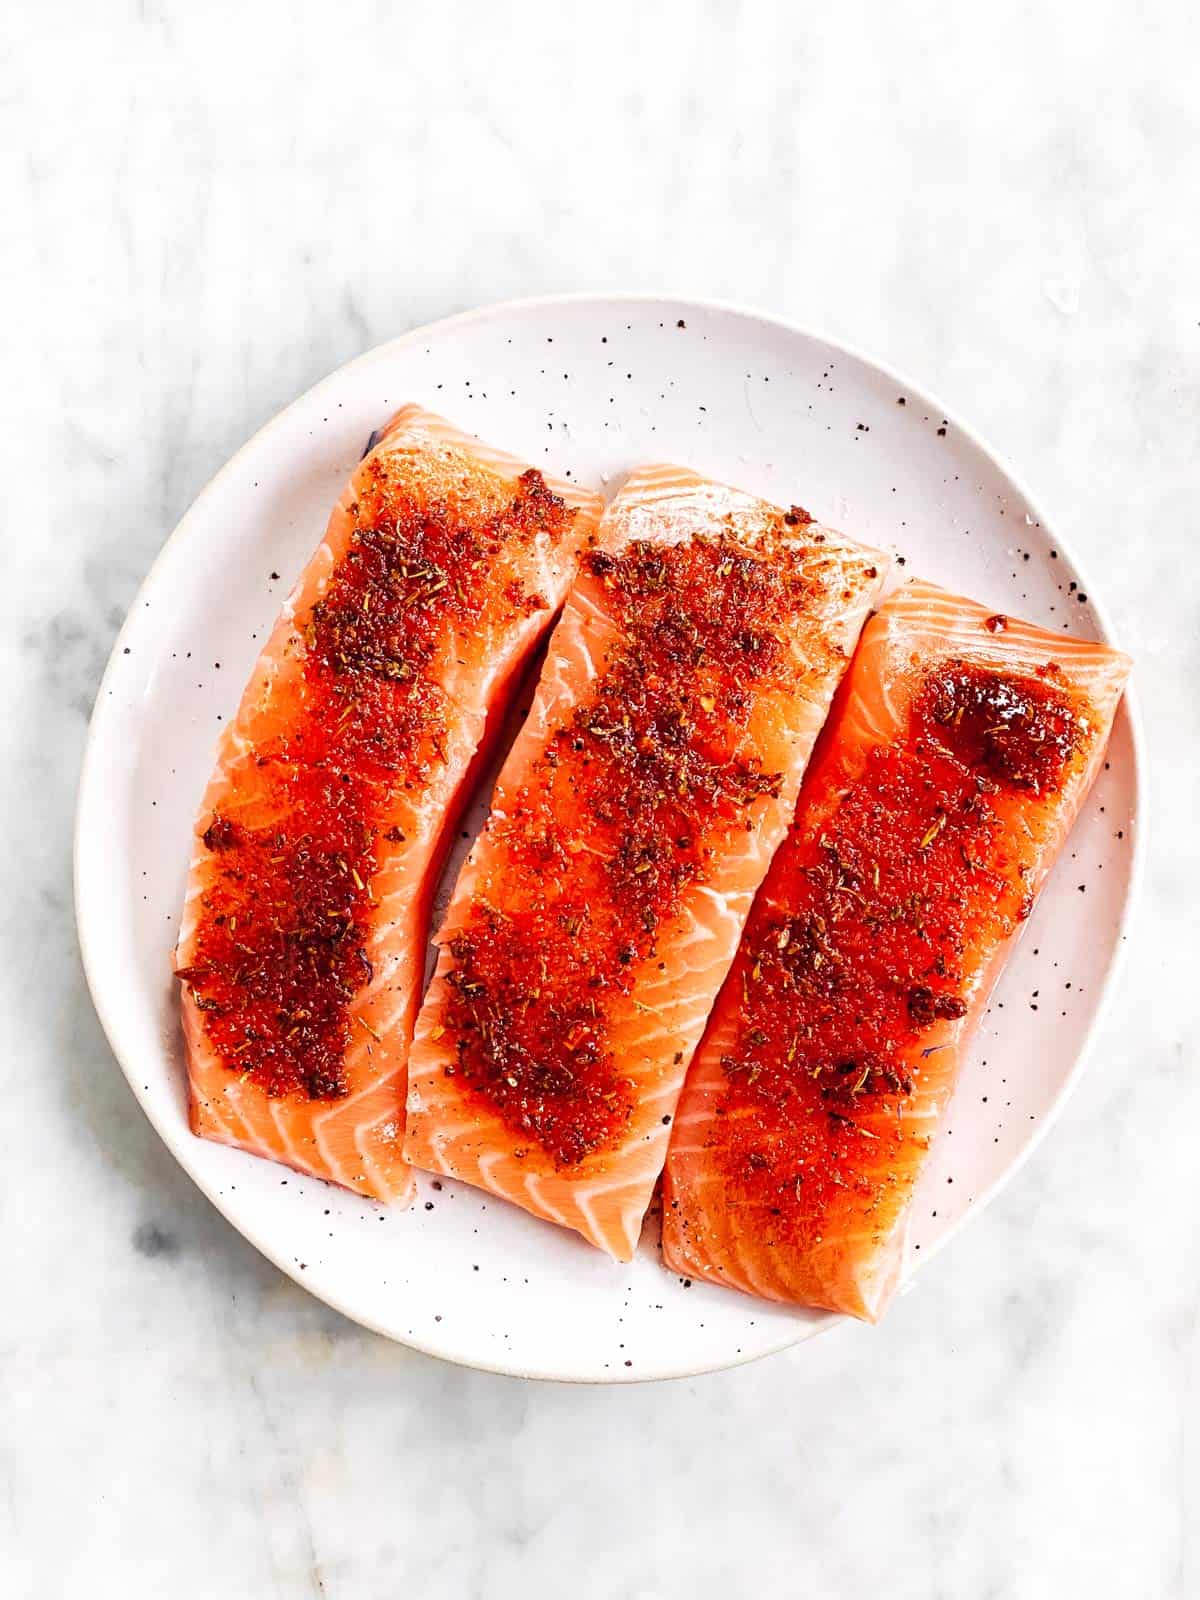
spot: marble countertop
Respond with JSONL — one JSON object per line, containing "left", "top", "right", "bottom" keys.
{"left": 4, "top": 4, "right": 1197, "bottom": 1596}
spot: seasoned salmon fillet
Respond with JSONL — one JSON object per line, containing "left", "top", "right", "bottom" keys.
{"left": 174, "top": 407, "right": 602, "bottom": 1201}
{"left": 403, "top": 465, "right": 887, "bottom": 1256}
{"left": 663, "top": 579, "right": 1131, "bottom": 1317}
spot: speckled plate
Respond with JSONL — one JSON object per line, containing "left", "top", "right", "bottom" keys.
{"left": 75, "top": 295, "right": 1142, "bottom": 1381}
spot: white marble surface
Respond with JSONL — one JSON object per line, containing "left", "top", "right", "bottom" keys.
{"left": 2, "top": 2, "right": 1197, "bottom": 1595}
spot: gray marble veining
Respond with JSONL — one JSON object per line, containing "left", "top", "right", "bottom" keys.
{"left": 2, "top": 2, "right": 1197, "bottom": 1596}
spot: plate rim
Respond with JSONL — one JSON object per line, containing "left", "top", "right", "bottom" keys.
{"left": 73, "top": 291, "right": 1146, "bottom": 1382}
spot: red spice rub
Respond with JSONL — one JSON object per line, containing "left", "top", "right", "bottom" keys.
{"left": 179, "top": 463, "right": 576, "bottom": 1102}
{"left": 437, "top": 527, "right": 845, "bottom": 1166}
{"left": 709, "top": 661, "right": 1082, "bottom": 1220}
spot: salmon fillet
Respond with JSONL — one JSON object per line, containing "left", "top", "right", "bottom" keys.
{"left": 403, "top": 465, "right": 887, "bottom": 1257}
{"left": 662, "top": 579, "right": 1132, "bottom": 1318}
{"left": 174, "top": 406, "right": 602, "bottom": 1202}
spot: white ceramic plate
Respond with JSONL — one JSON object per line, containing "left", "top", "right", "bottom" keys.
{"left": 75, "top": 295, "right": 1142, "bottom": 1381}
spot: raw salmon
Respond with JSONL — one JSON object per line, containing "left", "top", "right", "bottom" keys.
{"left": 174, "top": 406, "right": 602, "bottom": 1202}
{"left": 663, "top": 579, "right": 1131, "bottom": 1318}
{"left": 403, "top": 465, "right": 887, "bottom": 1256}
